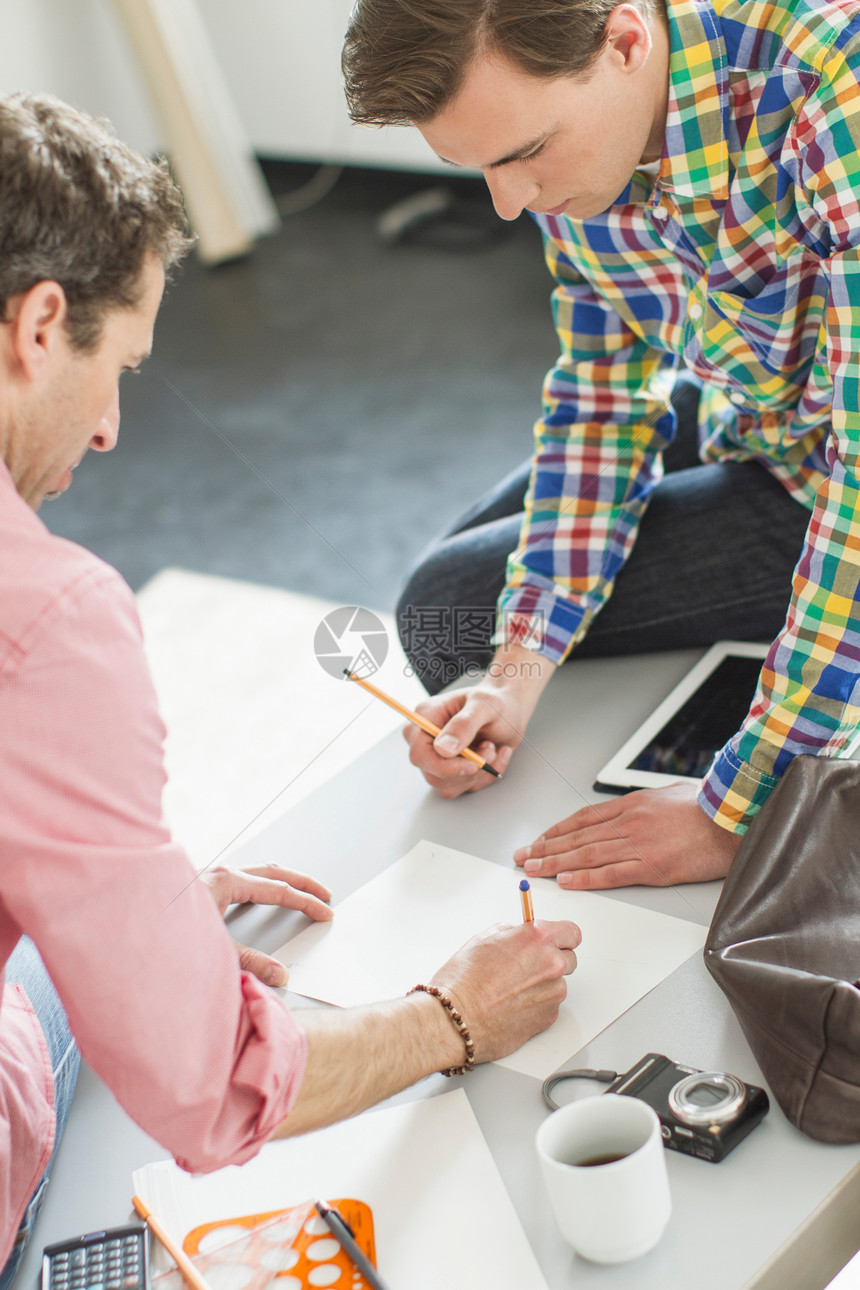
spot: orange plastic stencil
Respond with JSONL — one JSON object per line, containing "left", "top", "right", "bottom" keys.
{"left": 152, "top": 1200, "right": 377, "bottom": 1290}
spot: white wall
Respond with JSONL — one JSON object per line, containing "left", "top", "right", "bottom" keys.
{"left": 0, "top": 0, "right": 444, "bottom": 172}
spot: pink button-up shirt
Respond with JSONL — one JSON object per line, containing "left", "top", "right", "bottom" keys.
{"left": 0, "top": 461, "right": 308, "bottom": 1266}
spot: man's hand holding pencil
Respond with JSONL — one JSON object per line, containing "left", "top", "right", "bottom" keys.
{"left": 428, "top": 911, "right": 581, "bottom": 1065}
{"left": 399, "top": 642, "right": 556, "bottom": 798}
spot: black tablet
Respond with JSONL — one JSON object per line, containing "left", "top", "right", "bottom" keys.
{"left": 593, "top": 641, "right": 768, "bottom": 794}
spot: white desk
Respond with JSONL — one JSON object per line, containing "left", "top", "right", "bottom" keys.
{"left": 18, "top": 650, "right": 860, "bottom": 1290}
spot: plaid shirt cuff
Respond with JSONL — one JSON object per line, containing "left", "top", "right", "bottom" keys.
{"left": 494, "top": 584, "right": 588, "bottom": 664}
{"left": 698, "top": 745, "right": 782, "bottom": 833}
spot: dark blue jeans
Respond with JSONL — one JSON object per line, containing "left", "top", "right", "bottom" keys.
{"left": 396, "top": 376, "right": 812, "bottom": 693}
{"left": 0, "top": 938, "right": 80, "bottom": 1290}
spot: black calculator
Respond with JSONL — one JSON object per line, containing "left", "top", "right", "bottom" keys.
{"left": 42, "top": 1224, "right": 150, "bottom": 1290}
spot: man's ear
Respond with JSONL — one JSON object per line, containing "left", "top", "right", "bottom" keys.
{"left": 6, "top": 281, "right": 70, "bottom": 382}
{"left": 603, "top": 4, "right": 653, "bottom": 74}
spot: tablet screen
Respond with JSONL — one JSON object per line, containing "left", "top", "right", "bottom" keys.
{"left": 594, "top": 642, "right": 770, "bottom": 794}
{"left": 626, "top": 654, "right": 762, "bottom": 778}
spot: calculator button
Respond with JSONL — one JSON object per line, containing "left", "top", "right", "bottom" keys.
{"left": 70, "top": 1253, "right": 87, "bottom": 1268}
{"left": 122, "top": 1278, "right": 141, "bottom": 1289}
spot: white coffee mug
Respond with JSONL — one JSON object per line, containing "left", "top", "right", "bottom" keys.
{"left": 535, "top": 1094, "right": 671, "bottom": 1263}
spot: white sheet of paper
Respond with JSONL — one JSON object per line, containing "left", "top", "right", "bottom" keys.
{"left": 275, "top": 840, "right": 707, "bottom": 1078}
{"left": 132, "top": 1090, "right": 549, "bottom": 1290}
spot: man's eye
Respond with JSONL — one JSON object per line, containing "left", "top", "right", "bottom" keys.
{"left": 524, "top": 144, "right": 547, "bottom": 162}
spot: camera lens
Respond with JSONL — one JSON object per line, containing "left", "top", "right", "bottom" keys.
{"left": 667, "top": 1072, "right": 746, "bottom": 1127}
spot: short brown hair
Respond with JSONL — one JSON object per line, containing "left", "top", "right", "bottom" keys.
{"left": 343, "top": 0, "right": 654, "bottom": 127}
{"left": 0, "top": 93, "right": 194, "bottom": 350}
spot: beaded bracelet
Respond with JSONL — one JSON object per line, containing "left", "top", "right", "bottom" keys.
{"left": 409, "top": 983, "right": 476, "bottom": 1076}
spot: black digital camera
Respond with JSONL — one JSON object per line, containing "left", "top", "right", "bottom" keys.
{"left": 607, "top": 1053, "right": 769, "bottom": 1163}
{"left": 543, "top": 1052, "right": 769, "bottom": 1163}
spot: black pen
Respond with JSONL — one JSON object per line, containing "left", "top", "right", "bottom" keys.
{"left": 314, "top": 1199, "right": 393, "bottom": 1290}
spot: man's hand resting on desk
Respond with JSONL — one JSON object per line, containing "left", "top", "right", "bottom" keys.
{"left": 514, "top": 781, "right": 742, "bottom": 889}
{"left": 404, "top": 644, "right": 555, "bottom": 797}
{"left": 201, "top": 862, "right": 332, "bottom": 986}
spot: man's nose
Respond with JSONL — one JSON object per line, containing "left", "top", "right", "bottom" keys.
{"left": 90, "top": 391, "right": 120, "bottom": 452}
{"left": 484, "top": 168, "right": 539, "bottom": 221}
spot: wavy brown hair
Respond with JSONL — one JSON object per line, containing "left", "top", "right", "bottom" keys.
{"left": 343, "top": 0, "right": 656, "bottom": 127}
{"left": 0, "top": 93, "right": 193, "bottom": 350}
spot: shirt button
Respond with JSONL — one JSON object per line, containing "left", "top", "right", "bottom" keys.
{"left": 653, "top": 204, "right": 668, "bottom": 218}
{"left": 730, "top": 391, "right": 746, "bottom": 405}
{"left": 689, "top": 302, "right": 704, "bottom": 320}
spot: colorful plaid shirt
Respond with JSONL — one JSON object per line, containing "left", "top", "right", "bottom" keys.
{"left": 495, "top": 0, "right": 860, "bottom": 832}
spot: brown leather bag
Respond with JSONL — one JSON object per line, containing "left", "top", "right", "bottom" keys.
{"left": 704, "top": 755, "right": 860, "bottom": 1143}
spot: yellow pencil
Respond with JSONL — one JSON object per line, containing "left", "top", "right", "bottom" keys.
{"left": 519, "top": 878, "right": 535, "bottom": 923}
{"left": 344, "top": 669, "right": 501, "bottom": 778}
{"left": 132, "top": 1196, "right": 213, "bottom": 1290}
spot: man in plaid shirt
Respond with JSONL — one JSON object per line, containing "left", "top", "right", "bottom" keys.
{"left": 344, "top": 0, "right": 860, "bottom": 887}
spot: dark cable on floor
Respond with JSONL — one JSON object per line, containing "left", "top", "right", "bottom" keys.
{"left": 274, "top": 163, "right": 344, "bottom": 216}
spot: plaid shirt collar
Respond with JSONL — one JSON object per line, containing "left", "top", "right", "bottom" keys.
{"left": 659, "top": 0, "right": 731, "bottom": 200}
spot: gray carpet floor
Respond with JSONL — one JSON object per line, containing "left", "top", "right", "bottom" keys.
{"left": 43, "top": 162, "right": 556, "bottom": 615}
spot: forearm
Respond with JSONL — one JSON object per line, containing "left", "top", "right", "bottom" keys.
{"left": 497, "top": 409, "right": 669, "bottom": 666}
{"left": 499, "top": 227, "right": 672, "bottom": 665}
{"left": 272, "top": 992, "right": 461, "bottom": 1138}
{"left": 700, "top": 457, "right": 860, "bottom": 832}
{"left": 483, "top": 642, "right": 556, "bottom": 718}
{"left": 275, "top": 916, "right": 580, "bottom": 1136}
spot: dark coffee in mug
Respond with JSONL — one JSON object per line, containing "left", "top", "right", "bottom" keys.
{"left": 574, "top": 1151, "right": 629, "bottom": 1167}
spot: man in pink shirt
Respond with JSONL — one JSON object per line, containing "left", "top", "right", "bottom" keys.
{"left": 0, "top": 93, "right": 581, "bottom": 1281}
